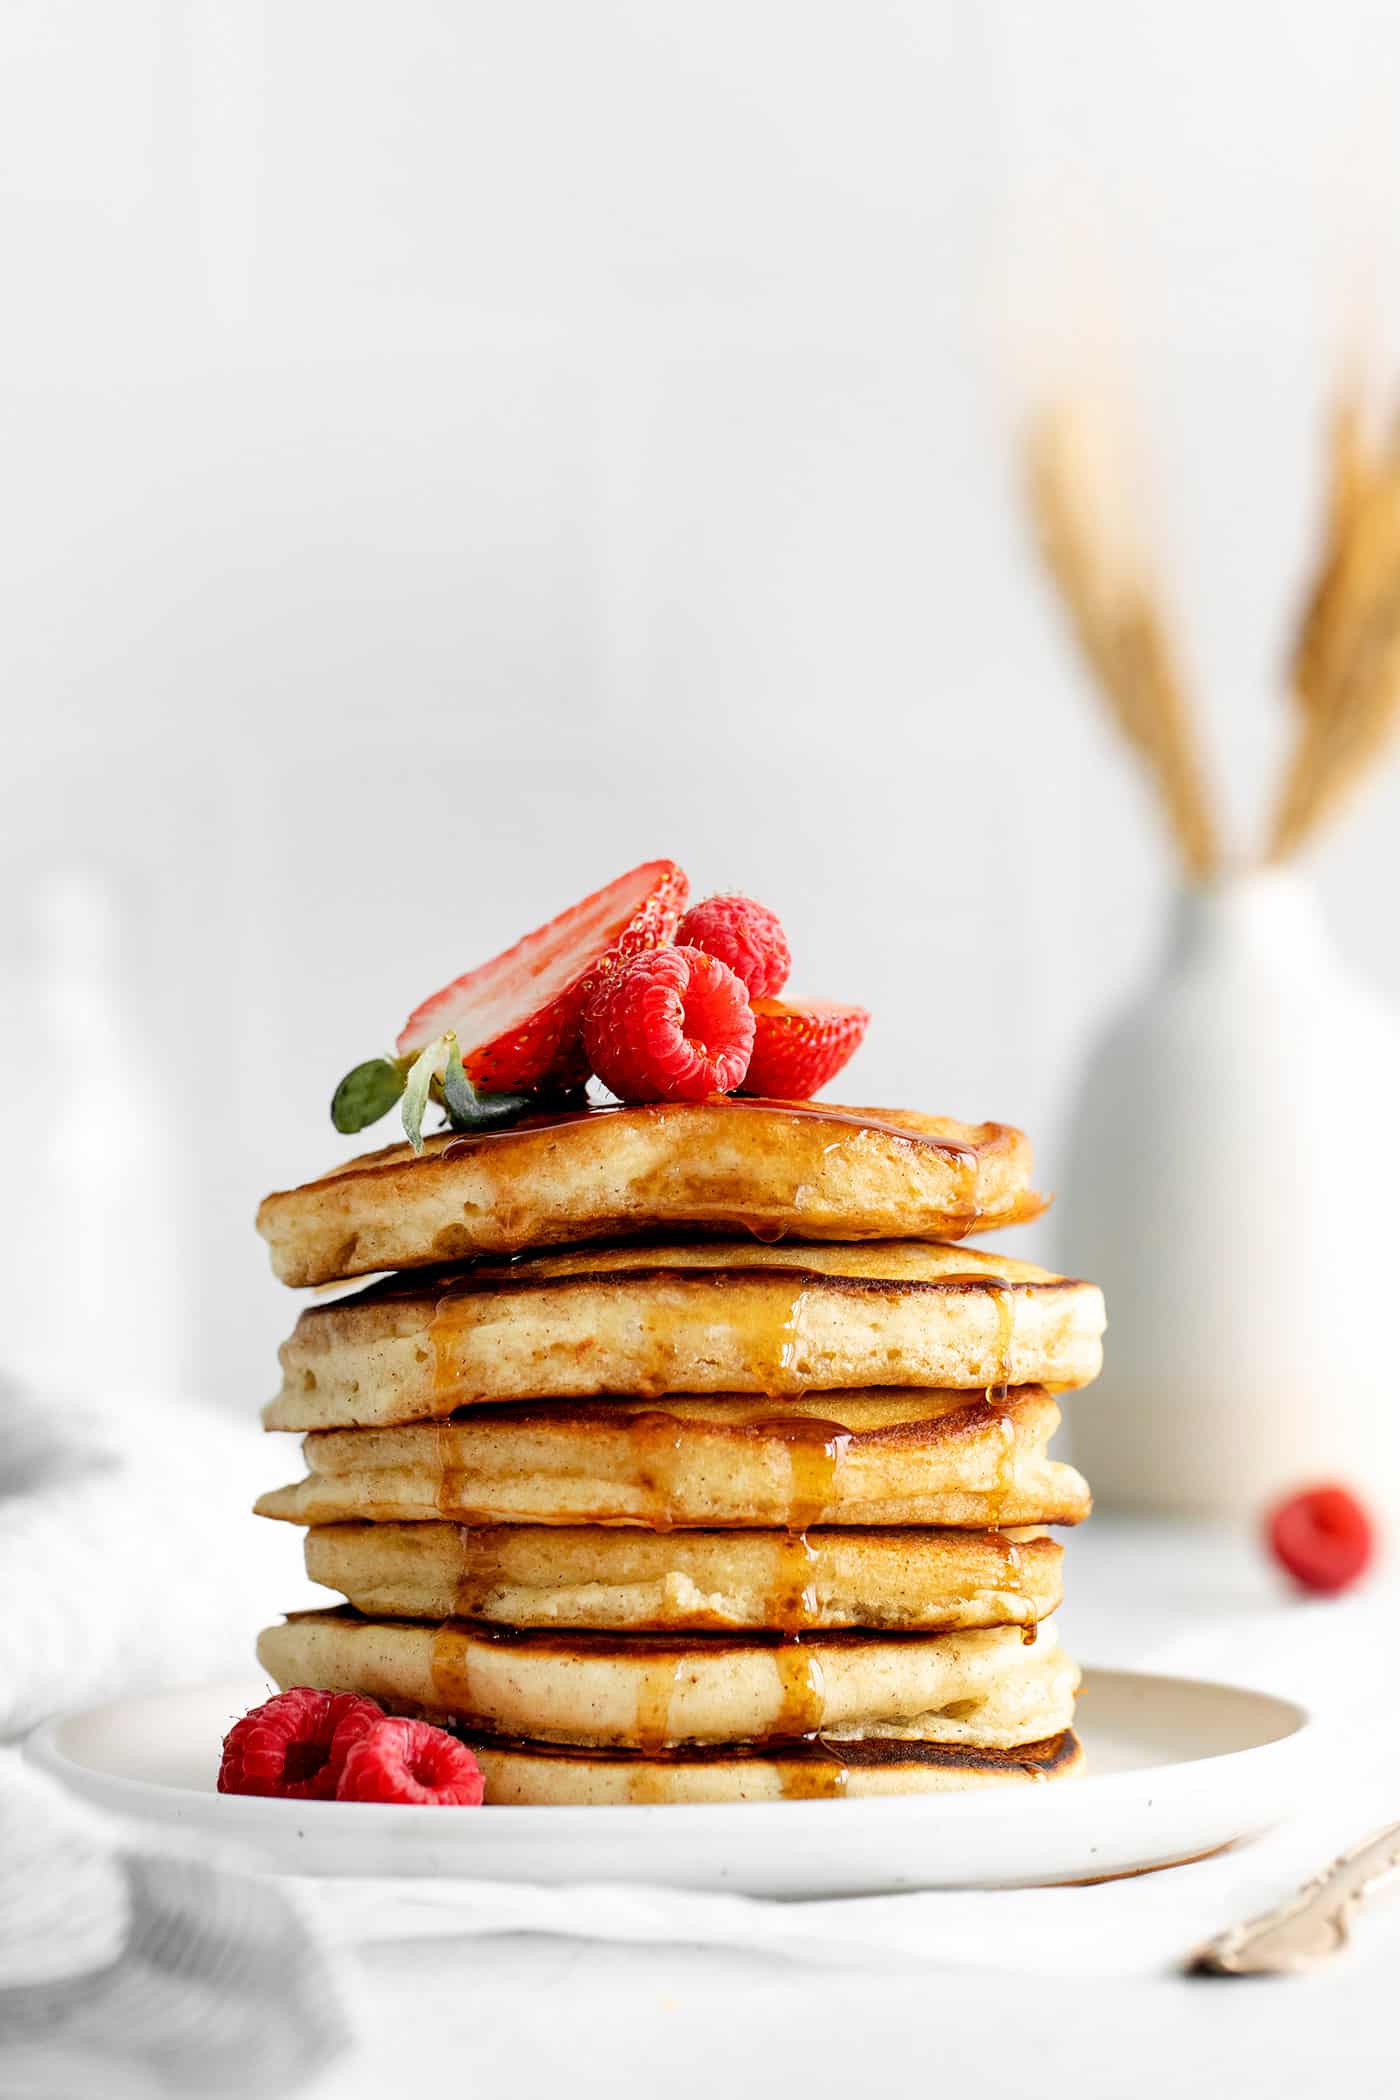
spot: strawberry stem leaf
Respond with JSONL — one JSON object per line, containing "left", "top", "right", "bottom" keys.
{"left": 442, "top": 1035, "right": 534, "bottom": 1131}
{"left": 331, "top": 1057, "right": 406, "bottom": 1134}
{"left": 334, "top": 1036, "right": 535, "bottom": 1148}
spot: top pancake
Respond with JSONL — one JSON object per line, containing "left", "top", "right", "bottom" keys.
{"left": 256, "top": 1099, "right": 1045, "bottom": 1287}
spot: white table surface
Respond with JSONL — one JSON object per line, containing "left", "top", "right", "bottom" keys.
{"left": 299, "top": 1519, "right": 1400, "bottom": 2100}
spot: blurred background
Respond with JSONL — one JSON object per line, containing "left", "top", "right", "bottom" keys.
{"left": 7, "top": 0, "right": 1400, "bottom": 1415}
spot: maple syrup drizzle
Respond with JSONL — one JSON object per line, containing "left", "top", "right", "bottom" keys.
{"left": 772, "top": 1638, "right": 826, "bottom": 1738}
{"left": 729, "top": 1276, "right": 809, "bottom": 1395}
{"left": 433, "top": 1422, "right": 470, "bottom": 1519}
{"left": 476, "top": 1625, "right": 844, "bottom": 1783}
{"left": 417, "top": 1261, "right": 823, "bottom": 1416}
{"left": 625, "top": 1411, "right": 687, "bottom": 1532}
{"left": 749, "top": 1415, "right": 852, "bottom": 1531}
{"left": 450, "top": 1528, "right": 509, "bottom": 1621}
{"left": 988, "top": 1529, "right": 1038, "bottom": 1644}
{"left": 987, "top": 1280, "right": 1016, "bottom": 1388}
{"left": 627, "top": 1760, "right": 672, "bottom": 1805}
{"left": 428, "top": 1290, "right": 470, "bottom": 1417}
{"left": 978, "top": 1281, "right": 1018, "bottom": 1524}
{"left": 635, "top": 1653, "right": 688, "bottom": 1753}
{"left": 769, "top": 1632, "right": 846, "bottom": 1797}
{"left": 766, "top": 1530, "right": 822, "bottom": 1632}
{"left": 982, "top": 1399, "right": 1017, "bottom": 1526}
{"left": 439, "top": 1096, "right": 988, "bottom": 1175}
{"left": 429, "top": 1622, "right": 476, "bottom": 1721}
{"left": 950, "top": 1135, "right": 980, "bottom": 1225}
{"left": 777, "top": 1743, "right": 850, "bottom": 1800}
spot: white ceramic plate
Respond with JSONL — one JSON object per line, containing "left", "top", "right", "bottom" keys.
{"left": 26, "top": 1666, "right": 1318, "bottom": 1895}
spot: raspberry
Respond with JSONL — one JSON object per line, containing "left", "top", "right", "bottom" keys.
{"left": 675, "top": 894, "right": 791, "bottom": 1001}
{"left": 738, "top": 998, "right": 869, "bottom": 1099}
{"left": 1266, "top": 1484, "right": 1375, "bottom": 1595}
{"left": 335, "top": 1717, "right": 486, "bottom": 1806}
{"left": 218, "top": 1688, "right": 384, "bottom": 1799}
{"left": 582, "top": 945, "right": 755, "bottom": 1102}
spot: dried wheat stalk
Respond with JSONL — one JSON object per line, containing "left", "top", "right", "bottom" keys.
{"left": 1268, "top": 374, "right": 1400, "bottom": 859}
{"left": 1025, "top": 401, "right": 1221, "bottom": 880}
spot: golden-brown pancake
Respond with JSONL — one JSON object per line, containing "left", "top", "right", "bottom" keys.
{"left": 471, "top": 1730, "right": 1083, "bottom": 1803}
{"left": 255, "top": 1609, "right": 1079, "bottom": 1750}
{"left": 302, "top": 1521, "right": 1063, "bottom": 1632}
{"left": 265, "top": 1239, "right": 1105, "bottom": 1431}
{"left": 256, "top": 1099, "right": 1046, "bottom": 1288}
{"left": 256, "top": 1388, "right": 1090, "bottom": 1530}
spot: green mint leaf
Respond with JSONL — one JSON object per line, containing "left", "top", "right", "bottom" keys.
{"left": 446, "top": 1090, "right": 536, "bottom": 1132}
{"left": 401, "top": 1035, "right": 445, "bottom": 1154}
{"left": 331, "top": 1057, "right": 406, "bottom": 1134}
{"left": 441, "top": 1033, "right": 534, "bottom": 1133}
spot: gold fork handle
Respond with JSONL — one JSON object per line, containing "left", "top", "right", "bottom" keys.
{"left": 1188, "top": 1821, "right": 1400, "bottom": 1975}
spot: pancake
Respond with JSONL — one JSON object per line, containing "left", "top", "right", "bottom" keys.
{"left": 302, "top": 1521, "right": 1063, "bottom": 1632}
{"left": 255, "top": 1609, "right": 1078, "bottom": 1750}
{"left": 265, "top": 1239, "right": 1105, "bottom": 1431}
{"left": 255, "top": 1099, "right": 1046, "bottom": 1288}
{"left": 256, "top": 1388, "right": 1091, "bottom": 1530}
{"left": 470, "top": 1730, "right": 1084, "bottom": 1803}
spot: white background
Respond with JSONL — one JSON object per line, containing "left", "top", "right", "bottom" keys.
{"left": 6, "top": 0, "right": 1400, "bottom": 1410}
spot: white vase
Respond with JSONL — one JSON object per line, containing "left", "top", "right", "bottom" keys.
{"left": 1055, "top": 868, "right": 1400, "bottom": 1520}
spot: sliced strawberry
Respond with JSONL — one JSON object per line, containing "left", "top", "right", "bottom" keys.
{"left": 738, "top": 997, "right": 869, "bottom": 1100}
{"left": 397, "top": 860, "right": 688, "bottom": 1092}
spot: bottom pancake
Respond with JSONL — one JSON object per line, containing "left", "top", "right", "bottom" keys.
{"left": 256, "top": 1607, "right": 1079, "bottom": 1750}
{"left": 470, "top": 1730, "right": 1084, "bottom": 1804}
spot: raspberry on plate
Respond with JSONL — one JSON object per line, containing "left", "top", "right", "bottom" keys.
{"left": 396, "top": 859, "right": 688, "bottom": 1092}
{"left": 1266, "top": 1484, "right": 1375, "bottom": 1595}
{"left": 676, "top": 894, "right": 791, "bottom": 1001}
{"left": 335, "top": 1717, "right": 486, "bottom": 1806}
{"left": 739, "top": 998, "right": 868, "bottom": 1100}
{"left": 583, "top": 945, "right": 755, "bottom": 1102}
{"left": 218, "top": 1688, "right": 384, "bottom": 1799}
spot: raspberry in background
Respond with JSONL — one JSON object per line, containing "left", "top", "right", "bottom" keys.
{"left": 397, "top": 858, "right": 688, "bottom": 1091}
{"left": 336, "top": 1717, "right": 486, "bottom": 1805}
{"left": 676, "top": 894, "right": 791, "bottom": 1001}
{"left": 218, "top": 1688, "right": 384, "bottom": 1799}
{"left": 1266, "top": 1483, "right": 1374, "bottom": 1595}
{"left": 583, "top": 945, "right": 755, "bottom": 1102}
{"left": 739, "top": 998, "right": 868, "bottom": 1099}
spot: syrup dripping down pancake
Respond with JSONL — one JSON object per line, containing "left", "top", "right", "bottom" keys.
{"left": 256, "top": 1387, "right": 1090, "bottom": 1531}
{"left": 256, "top": 1099, "right": 1047, "bottom": 1288}
{"left": 263, "top": 1239, "right": 1105, "bottom": 1431}
{"left": 301, "top": 1521, "right": 1063, "bottom": 1633}
{"left": 255, "top": 1608, "right": 1079, "bottom": 1752}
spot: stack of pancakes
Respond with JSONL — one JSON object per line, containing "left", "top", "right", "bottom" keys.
{"left": 254, "top": 1099, "right": 1105, "bottom": 1802}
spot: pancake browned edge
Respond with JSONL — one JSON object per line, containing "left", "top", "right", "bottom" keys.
{"left": 255, "top": 1099, "right": 1047, "bottom": 1287}
{"left": 300, "top": 1521, "right": 1064, "bottom": 1631}
{"left": 264, "top": 1240, "right": 1105, "bottom": 1430}
{"left": 255, "top": 1388, "right": 1091, "bottom": 1530}
{"left": 470, "top": 1730, "right": 1084, "bottom": 1803}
